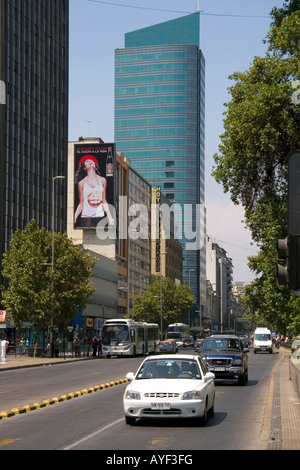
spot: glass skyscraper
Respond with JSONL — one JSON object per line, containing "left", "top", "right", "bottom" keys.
{"left": 114, "top": 13, "right": 206, "bottom": 321}
{"left": 0, "top": 0, "right": 69, "bottom": 258}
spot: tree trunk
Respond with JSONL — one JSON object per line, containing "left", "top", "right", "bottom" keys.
{"left": 33, "top": 329, "right": 40, "bottom": 358}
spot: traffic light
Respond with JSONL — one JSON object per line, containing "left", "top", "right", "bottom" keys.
{"left": 277, "top": 234, "right": 300, "bottom": 291}
{"left": 277, "top": 237, "right": 288, "bottom": 288}
{"left": 288, "top": 151, "right": 300, "bottom": 236}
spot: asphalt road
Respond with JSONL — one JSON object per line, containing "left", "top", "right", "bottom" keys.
{"left": 0, "top": 348, "right": 281, "bottom": 450}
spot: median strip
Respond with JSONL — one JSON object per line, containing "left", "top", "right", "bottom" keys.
{"left": 0, "top": 378, "right": 129, "bottom": 420}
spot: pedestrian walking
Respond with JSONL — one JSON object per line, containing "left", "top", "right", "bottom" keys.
{"left": 19, "top": 338, "right": 25, "bottom": 355}
{"left": 276, "top": 335, "right": 281, "bottom": 350}
{"left": 73, "top": 337, "right": 80, "bottom": 357}
{"left": 54, "top": 337, "right": 60, "bottom": 357}
{"left": 92, "top": 337, "right": 98, "bottom": 357}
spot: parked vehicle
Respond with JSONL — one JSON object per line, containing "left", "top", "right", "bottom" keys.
{"left": 200, "top": 335, "right": 249, "bottom": 385}
{"left": 123, "top": 354, "right": 215, "bottom": 425}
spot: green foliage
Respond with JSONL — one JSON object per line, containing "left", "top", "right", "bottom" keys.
{"left": 1, "top": 220, "right": 97, "bottom": 332}
{"left": 212, "top": 3, "right": 300, "bottom": 335}
{"left": 130, "top": 275, "right": 194, "bottom": 335}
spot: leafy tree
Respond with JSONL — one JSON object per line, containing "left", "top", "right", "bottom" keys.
{"left": 212, "top": 3, "right": 300, "bottom": 334}
{"left": 130, "top": 275, "right": 194, "bottom": 336}
{"left": 1, "top": 220, "right": 97, "bottom": 354}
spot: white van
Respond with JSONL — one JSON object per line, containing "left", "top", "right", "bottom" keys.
{"left": 253, "top": 327, "right": 273, "bottom": 354}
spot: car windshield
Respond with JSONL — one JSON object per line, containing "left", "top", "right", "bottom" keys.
{"left": 202, "top": 339, "right": 240, "bottom": 351}
{"left": 102, "top": 325, "right": 130, "bottom": 346}
{"left": 136, "top": 359, "right": 202, "bottom": 380}
{"left": 255, "top": 334, "right": 271, "bottom": 340}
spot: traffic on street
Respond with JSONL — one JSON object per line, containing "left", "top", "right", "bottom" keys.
{"left": 0, "top": 344, "right": 293, "bottom": 451}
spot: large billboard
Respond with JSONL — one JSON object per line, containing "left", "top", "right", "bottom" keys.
{"left": 74, "top": 143, "right": 115, "bottom": 229}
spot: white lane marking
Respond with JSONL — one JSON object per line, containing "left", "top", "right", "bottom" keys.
{"left": 62, "top": 417, "right": 124, "bottom": 450}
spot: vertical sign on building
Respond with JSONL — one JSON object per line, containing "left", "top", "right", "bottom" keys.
{"left": 74, "top": 143, "right": 115, "bottom": 229}
{"left": 155, "top": 186, "right": 161, "bottom": 273}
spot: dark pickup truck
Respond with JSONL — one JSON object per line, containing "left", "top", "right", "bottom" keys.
{"left": 199, "top": 335, "right": 249, "bottom": 385}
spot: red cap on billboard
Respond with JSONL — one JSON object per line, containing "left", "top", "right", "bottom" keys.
{"left": 78, "top": 155, "right": 99, "bottom": 167}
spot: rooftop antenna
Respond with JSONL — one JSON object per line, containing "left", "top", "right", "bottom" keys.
{"left": 85, "top": 120, "right": 93, "bottom": 136}
{"left": 195, "top": 0, "right": 200, "bottom": 12}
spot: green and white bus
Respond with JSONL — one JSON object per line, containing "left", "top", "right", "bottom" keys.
{"left": 101, "top": 319, "right": 159, "bottom": 358}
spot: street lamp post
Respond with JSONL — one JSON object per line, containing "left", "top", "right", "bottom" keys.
{"left": 127, "top": 228, "right": 139, "bottom": 317}
{"left": 50, "top": 175, "right": 65, "bottom": 357}
{"left": 187, "top": 269, "right": 195, "bottom": 326}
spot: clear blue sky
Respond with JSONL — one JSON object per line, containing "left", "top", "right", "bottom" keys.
{"left": 69, "top": 0, "right": 285, "bottom": 283}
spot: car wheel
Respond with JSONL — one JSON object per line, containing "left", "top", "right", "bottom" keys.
{"left": 125, "top": 415, "right": 136, "bottom": 426}
{"left": 238, "top": 371, "right": 248, "bottom": 385}
{"left": 208, "top": 393, "right": 215, "bottom": 417}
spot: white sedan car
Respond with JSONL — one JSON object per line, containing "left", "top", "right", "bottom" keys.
{"left": 123, "top": 354, "right": 215, "bottom": 426}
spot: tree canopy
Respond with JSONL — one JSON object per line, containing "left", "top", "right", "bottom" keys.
{"left": 212, "top": 2, "right": 300, "bottom": 334}
{"left": 1, "top": 220, "right": 97, "bottom": 341}
{"left": 130, "top": 275, "right": 194, "bottom": 336}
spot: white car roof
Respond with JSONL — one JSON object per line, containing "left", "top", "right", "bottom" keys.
{"left": 144, "top": 354, "right": 199, "bottom": 362}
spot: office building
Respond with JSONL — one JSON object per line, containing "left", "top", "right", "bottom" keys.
{"left": 114, "top": 12, "right": 206, "bottom": 321}
{"left": 206, "top": 236, "right": 234, "bottom": 332}
{"left": 0, "top": 0, "right": 69, "bottom": 259}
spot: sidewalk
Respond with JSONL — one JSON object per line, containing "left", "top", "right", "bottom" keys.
{"left": 256, "top": 347, "right": 300, "bottom": 450}
{"left": 0, "top": 352, "right": 102, "bottom": 371}
{"left": 275, "top": 347, "right": 300, "bottom": 450}
{"left": 1, "top": 348, "right": 299, "bottom": 450}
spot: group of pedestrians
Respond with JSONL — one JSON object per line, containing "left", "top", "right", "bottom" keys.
{"left": 71, "top": 336, "right": 102, "bottom": 358}
{"left": 273, "top": 334, "right": 289, "bottom": 349}
{"left": 92, "top": 337, "right": 102, "bottom": 357}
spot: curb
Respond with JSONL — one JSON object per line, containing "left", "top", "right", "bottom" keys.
{"left": 0, "top": 356, "right": 101, "bottom": 372}
{"left": 0, "top": 378, "right": 129, "bottom": 420}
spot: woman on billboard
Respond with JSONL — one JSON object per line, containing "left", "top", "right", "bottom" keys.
{"left": 74, "top": 155, "right": 114, "bottom": 228}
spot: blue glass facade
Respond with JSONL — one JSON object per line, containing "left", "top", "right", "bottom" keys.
{"left": 0, "top": 0, "right": 69, "bottom": 256}
{"left": 114, "top": 13, "right": 206, "bottom": 319}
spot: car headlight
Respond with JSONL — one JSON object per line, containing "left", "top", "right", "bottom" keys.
{"left": 182, "top": 390, "right": 201, "bottom": 400}
{"left": 125, "top": 390, "right": 141, "bottom": 400}
{"left": 232, "top": 358, "right": 242, "bottom": 365}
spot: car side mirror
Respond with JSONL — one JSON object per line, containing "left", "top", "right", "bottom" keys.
{"left": 205, "top": 372, "right": 215, "bottom": 381}
{"left": 243, "top": 347, "right": 249, "bottom": 353}
{"left": 126, "top": 372, "right": 135, "bottom": 381}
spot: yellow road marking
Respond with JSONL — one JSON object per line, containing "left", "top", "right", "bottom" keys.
{"left": 0, "top": 439, "right": 21, "bottom": 447}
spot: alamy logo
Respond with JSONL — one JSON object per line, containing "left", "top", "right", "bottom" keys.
{"left": 95, "top": 199, "right": 205, "bottom": 251}
{"left": 0, "top": 80, "right": 6, "bottom": 105}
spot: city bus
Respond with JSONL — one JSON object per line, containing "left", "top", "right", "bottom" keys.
{"left": 166, "top": 323, "right": 190, "bottom": 346}
{"left": 101, "top": 319, "right": 159, "bottom": 358}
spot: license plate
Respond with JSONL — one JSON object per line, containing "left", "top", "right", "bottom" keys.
{"left": 151, "top": 403, "right": 171, "bottom": 410}
{"left": 214, "top": 367, "right": 225, "bottom": 371}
